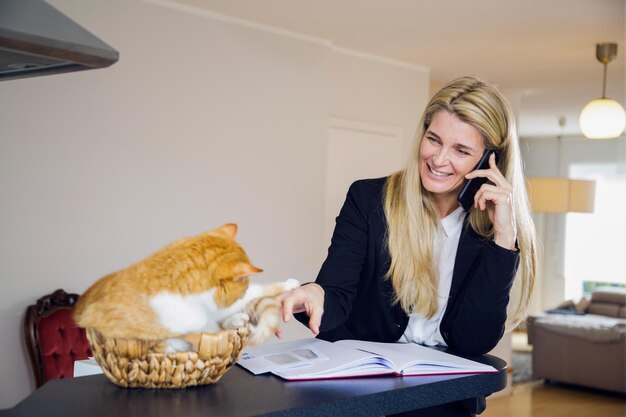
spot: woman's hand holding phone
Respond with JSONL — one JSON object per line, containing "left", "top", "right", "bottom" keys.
{"left": 463, "top": 152, "right": 517, "bottom": 251}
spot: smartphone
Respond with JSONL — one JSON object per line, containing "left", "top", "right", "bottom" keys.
{"left": 457, "top": 149, "right": 497, "bottom": 212}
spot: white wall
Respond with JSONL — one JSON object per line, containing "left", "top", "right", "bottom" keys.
{"left": 324, "top": 52, "right": 429, "bottom": 252}
{"left": 330, "top": 50, "right": 429, "bottom": 152}
{"left": 0, "top": 0, "right": 430, "bottom": 408}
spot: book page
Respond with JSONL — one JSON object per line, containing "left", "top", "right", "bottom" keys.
{"left": 335, "top": 340, "right": 497, "bottom": 375}
{"left": 238, "top": 338, "right": 395, "bottom": 379}
{"left": 238, "top": 339, "right": 330, "bottom": 375}
{"left": 272, "top": 340, "right": 393, "bottom": 380}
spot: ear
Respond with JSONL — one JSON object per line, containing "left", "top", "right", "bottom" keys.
{"left": 216, "top": 223, "right": 238, "bottom": 239}
{"left": 233, "top": 262, "right": 263, "bottom": 280}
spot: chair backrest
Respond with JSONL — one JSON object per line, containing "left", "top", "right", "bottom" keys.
{"left": 24, "top": 289, "right": 92, "bottom": 388}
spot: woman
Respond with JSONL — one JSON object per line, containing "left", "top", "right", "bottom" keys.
{"left": 280, "top": 76, "right": 537, "bottom": 415}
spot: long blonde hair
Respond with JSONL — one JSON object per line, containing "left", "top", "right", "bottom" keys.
{"left": 384, "top": 76, "right": 537, "bottom": 327}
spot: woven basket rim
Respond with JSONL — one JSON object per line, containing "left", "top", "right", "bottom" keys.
{"left": 86, "top": 326, "right": 250, "bottom": 357}
{"left": 86, "top": 326, "right": 250, "bottom": 388}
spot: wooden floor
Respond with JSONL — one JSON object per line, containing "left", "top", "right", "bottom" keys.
{"left": 482, "top": 381, "right": 626, "bottom": 417}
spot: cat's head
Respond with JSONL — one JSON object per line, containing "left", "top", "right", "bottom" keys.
{"left": 199, "top": 224, "right": 263, "bottom": 306}
{"left": 209, "top": 223, "right": 262, "bottom": 279}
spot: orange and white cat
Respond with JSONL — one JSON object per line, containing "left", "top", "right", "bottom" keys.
{"left": 74, "top": 224, "right": 299, "bottom": 352}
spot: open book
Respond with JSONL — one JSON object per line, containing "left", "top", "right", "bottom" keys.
{"left": 237, "top": 338, "right": 497, "bottom": 381}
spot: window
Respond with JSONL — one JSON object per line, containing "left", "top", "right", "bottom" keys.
{"left": 564, "top": 164, "right": 626, "bottom": 300}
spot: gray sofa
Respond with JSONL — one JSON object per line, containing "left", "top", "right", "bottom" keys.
{"left": 527, "top": 288, "right": 626, "bottom": 393}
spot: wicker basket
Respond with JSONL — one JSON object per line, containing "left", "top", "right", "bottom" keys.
{"left": 86, "top": 326, "right": 250, "bottom": 388}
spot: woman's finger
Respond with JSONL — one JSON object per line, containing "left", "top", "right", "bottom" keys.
{"left": 473, "top": 184, "right": 517, "bottom": 250}
{"left": 278, "top": 284, "right": 325, "bottom": 334}
{"left": 465, "top": 154, "right": 511, "bottom": 189}
{"left": 474, "top": 184, "right": 511, "bottom": 208}
{"left": 307, "top": 303, "right": 323, "bottom": 335}
{"left": 280, "top": 290, "right": 303, "bottom": 322}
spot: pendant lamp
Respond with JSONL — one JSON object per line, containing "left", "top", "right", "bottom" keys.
{"left": 579, "top": 43, "right": 626, "bottom": 139}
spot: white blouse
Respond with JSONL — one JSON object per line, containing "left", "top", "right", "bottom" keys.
{"left": 398, "top": 205, "right": 465, "bottom": 346}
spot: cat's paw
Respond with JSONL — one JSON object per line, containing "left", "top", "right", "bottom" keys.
{"left": 248, "top": 313, "right": 280, "bottom": 346}
{"left": 248, "top": 306, "right": 280, "bottom": 346}
{"left": 222, "top": 312, "right": 250, "bottom": 329}
{"left": 283, "top": 278, "right": 300, "bottom": 291}
{"left": 248, "top": 323, "right": 274, "bottom": 346}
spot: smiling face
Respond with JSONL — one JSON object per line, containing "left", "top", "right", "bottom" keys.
{"left": 419, "top": 110, "right": 486, "bottom": 213}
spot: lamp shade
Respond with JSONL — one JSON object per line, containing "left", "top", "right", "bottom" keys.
{"left": 579, "top": 98, "right": 626, "bottom": 139}
{"left": 527, "top": 177, "right": 595, "bottom": 213}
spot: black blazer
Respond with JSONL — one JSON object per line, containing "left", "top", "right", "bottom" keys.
{"left": 298, "top": 177, "right": 520, "bottom": 356}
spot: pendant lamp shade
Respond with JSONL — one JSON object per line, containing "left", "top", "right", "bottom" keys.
{"left": 579, "top": 43, "right": 625, "bottom": 139}
{"left": 580, "top": 98, "right": 626, "bottom": 139}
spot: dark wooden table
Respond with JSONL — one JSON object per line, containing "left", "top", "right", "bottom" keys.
{"left": 1, "top": 354, "right": 506, "bottom": 417}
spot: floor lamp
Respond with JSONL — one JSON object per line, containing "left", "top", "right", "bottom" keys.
{"left": 526, "top": 178, "right": 596, "bottom": 214}
{"left": 525, "top": 177, "right": 596, "bottom": 313}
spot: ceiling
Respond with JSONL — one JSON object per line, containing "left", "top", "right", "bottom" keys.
{"left": 173, "top": 0, "right": 624, "bottom": 138}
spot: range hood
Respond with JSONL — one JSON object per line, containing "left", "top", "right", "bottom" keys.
{"left": 0, "top": 0, "right": 119, "bottom": 81}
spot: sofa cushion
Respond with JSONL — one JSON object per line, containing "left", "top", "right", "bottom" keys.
{"left": 591, "top": 288, "right": 626, "bottom": 305}
{"left": 587, "top": 302, "right": 622, "bottom": 317}
{"left": 532, "top": 313, "right": 626, "bottom": 343}
{"left": 575, "top": 297, "right": 590, "bottom": 312}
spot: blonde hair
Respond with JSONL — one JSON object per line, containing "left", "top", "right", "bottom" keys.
{"left": 384, "top": 76, "right": 537, "bottom": 327}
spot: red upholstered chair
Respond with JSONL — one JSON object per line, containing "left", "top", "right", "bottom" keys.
{"left": 24, "top": 289, "right": 92, "bottom": 388}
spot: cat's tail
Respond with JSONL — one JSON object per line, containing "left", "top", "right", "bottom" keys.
{"left": 244, "top": 296, "right": 281, "bottom": 346}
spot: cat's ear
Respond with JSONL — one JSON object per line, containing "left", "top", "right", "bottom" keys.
{"left": 232, "top": 262, "right": 263, "bottom": 280}
{"left": 216, "top": 223, "right": 238, "bottom": 239}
